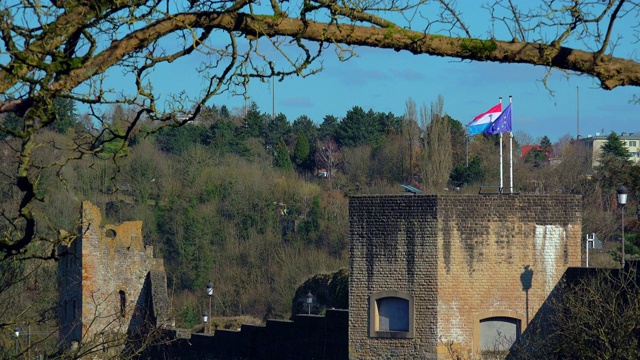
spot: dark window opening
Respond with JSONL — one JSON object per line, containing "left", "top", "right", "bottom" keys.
{"left": 119, "top": 290, "right": 126, "bottom": 318}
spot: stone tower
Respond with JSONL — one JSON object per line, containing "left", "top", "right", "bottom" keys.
{"left": 349, "top": 194, "right": 582, "bottom": 359}
{"left": 58, "top": 201, "right": 173, "bottom": 353}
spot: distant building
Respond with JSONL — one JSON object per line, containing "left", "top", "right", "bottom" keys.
{"left": 520, "top": 145, "right": 543, "bottom": 159}
{"left": 521, "top": 145, "right": 561, "bottom": 166}
{"left": 577, "top": 132, "right": 640, "bottom": 167}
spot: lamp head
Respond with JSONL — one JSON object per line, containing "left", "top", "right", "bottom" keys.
{"left": 617, "top": 185, "right": 629, "bottom": 205}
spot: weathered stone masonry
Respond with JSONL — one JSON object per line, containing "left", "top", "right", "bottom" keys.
{"left": 58, "top": 195, "right": 582, "bottom": 359}
{"left": 349, "top": 194, "right": 581, "bottom": 359}
{"left": 58, "top": 201, "right": 173, "bottom": 350}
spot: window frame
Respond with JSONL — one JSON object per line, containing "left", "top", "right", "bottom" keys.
{"left": 368, "top": 290, "right": 415, "bottom": 339}
{"left": 473, "top": 310, "right": 525, "bottom": 355}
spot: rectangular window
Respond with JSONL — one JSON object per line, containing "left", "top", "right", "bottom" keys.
{"left": 377, "top": 297, "right": 409, "bottom": 331}
{"left": 119, "top": 290, "right": 126, "bottom": 318}
{"left": 369, "top": 291, "right": 414, "bottom": 338}
{"left": 629, "top": 140, "right": 637, "bottom": 147}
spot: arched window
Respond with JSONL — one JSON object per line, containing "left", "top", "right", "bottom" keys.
{"left": 369, "top": 291, "right": 414, "bottom": 339}
{"left": 479, "top": 316, "right": 520, "bottom": 353}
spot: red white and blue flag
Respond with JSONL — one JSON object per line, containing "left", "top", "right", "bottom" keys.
{"left": 484, "top": 104, "right": 512, "bottom": 135}
{"left": 467, "top": 103, "right": 501, "bottom": 135}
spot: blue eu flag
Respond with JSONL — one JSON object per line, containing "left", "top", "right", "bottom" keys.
{"left": 483, "top": 104, "right": 512, "bottom": 135}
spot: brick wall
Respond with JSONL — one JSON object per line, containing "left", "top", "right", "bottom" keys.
{"left": 349, "top": 194, "right": 581, "bottom": 359}
{"left": 349, "top": 195, "right": 439, "bottom": 359}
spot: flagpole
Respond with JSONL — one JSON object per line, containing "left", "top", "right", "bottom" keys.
{"left": 499, "top": 97, "right": 503, "bottom": 192}
{"left": 509, "top": 95, "right": 513, "bottom": 194}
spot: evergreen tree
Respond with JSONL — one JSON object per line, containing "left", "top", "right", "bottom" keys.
{"left": 156, "top": 123, "right": 208, "bottom": 155}
{"left": 206, "top": 119, "right": 248, "bottom": 156}
{"left": 49, "top": 97, "right": 77, "bottom": 134}
{"left": 241, "top": 102, "right": 265, "bottom": 139}
{"left": 539, "top": 135, "right": 552, "bottom": 150}
{"left": 336, "top": 106, "right": 381, "bottom": 148}
{"left": 601, "top": 132, "right": 631, "bottom": 160}
{"left": 293, "top": 133, "right": 311, "bottom": 169}
{"left": 375, "top": 111, "right": 402, "bottom": 134}
{"left": 596, "top": 132, "right": 632, "bottom": 208}
{"left": 292, "top": 115, "right": 318, "bottom": 144}
{"left": 318, "top": 115, "right": 339, "bottom": 141}
{"left": 0, "top": 112, "right": 23, "bottom": 138}
{"left": 273, "top": 137, "right": 293, "bottom": 171}
{"left": 450, "top": 155, "right": 484, "bottom": 187}
{"left": 264, "top": 113, "right": 291, "bottom": 149}
{"left": 219, "top": 105, "right": 230, "bottom": 119}
{"left": 2, "top": 97, "right": 76, "bottom": 136}
{"left": 524, "top": 148, "right": 548, "bottom": 167}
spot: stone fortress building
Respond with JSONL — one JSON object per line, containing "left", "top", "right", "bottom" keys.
{"left": 57, "top": 201, "right": 173, "bottom": 355}
{"left": 58, "top": 194, "right": 582, "bottom": 359}
{"left": 348, "top": 194, "right": 582, "bottom": 359}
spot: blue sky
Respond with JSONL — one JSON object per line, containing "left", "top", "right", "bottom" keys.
{"left": 85, "top": 3, "right": 640, "bottom": 144}
{"left": 204, "top": 45, "right": 636, "bottom": 143}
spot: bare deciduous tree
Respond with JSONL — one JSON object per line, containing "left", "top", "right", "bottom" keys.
{"left": 316, "top": 139, "right": 342, "bottom": 182}
{"left": 421, "top": 96, "right": 452, "bottom": 193}
{"left": 403, "top": 98, "right": 421, "bottom": 184}
{"left": 512, "top": 267, "right": 640, "bottom": 360}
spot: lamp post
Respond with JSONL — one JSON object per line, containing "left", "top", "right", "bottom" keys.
{"left": 617, "top": 185, "right": 628, "bottom": 268}
{"left": 202, "top": 311, "right": 208, "bottom": 333}
{"left": 14, "top": 326, "right": 19, "bottom": 356}
{"left": 206, "top": 281, "right": 213, "bottom": 334}
{"left": 306, "top": 291, "right": 313, "bottom": 315}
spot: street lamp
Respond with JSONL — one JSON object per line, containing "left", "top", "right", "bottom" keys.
{"left": 617, "top": 185, "right": 628, "bottom": 268}
{"left": 306, "top": 291, "right": 313, "bottom": 315}
{"left": 202, "top": 311, "right": 208, "bottom": 333}
{"left": 14, "top": 326, "right": 19, "bottom": 355}
{"left": 206, "top": 281, "right": 213, "bottom": 334}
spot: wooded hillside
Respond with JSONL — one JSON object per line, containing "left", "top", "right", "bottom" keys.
{"left": 2, "top": 98, "right": 639, "bottom": 331}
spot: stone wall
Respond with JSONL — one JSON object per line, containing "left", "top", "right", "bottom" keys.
{"left": 57, "top": 194, "right": 582, "bottom": 359}
{"left": 152, "top": 310, "right": 349, "bottom": 359}
{"left": 349, "top": 195, "right": 439, "bottom": 359}
{"left": 349, "top": 194, "right": 582, "bottom": 359}
{"left": 58, "top": 201, "right": 173, "bottom": 351}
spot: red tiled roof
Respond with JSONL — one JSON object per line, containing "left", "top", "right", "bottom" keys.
{"left": 521, "top": 145, "right": 541, "bottom": 158}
